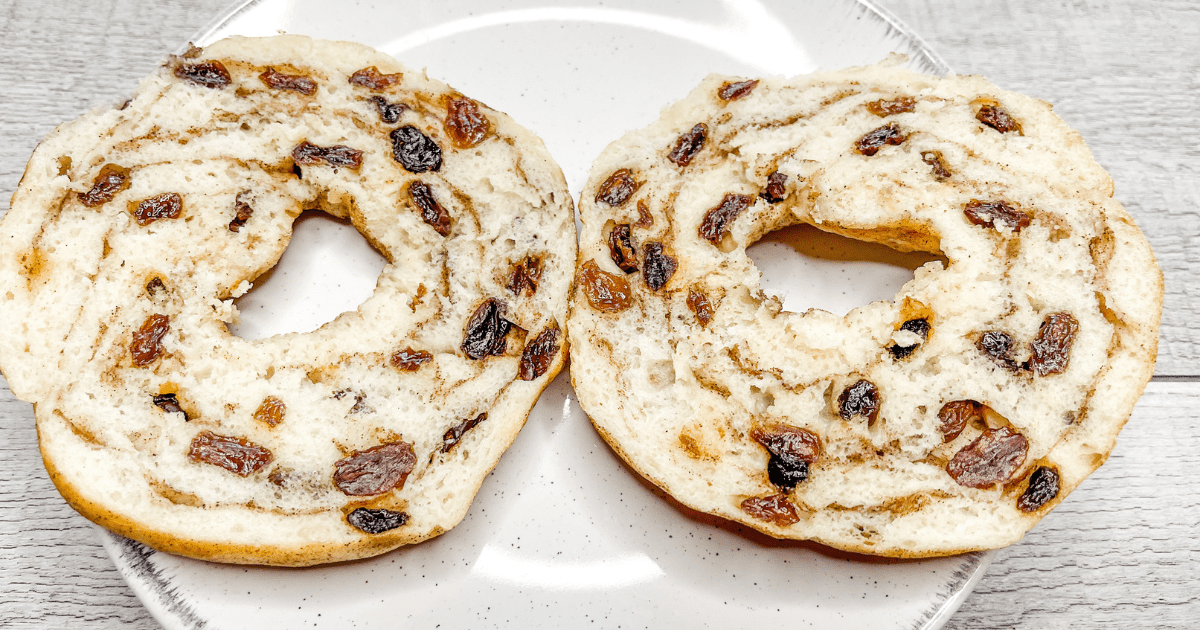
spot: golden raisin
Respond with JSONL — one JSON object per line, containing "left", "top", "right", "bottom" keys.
{"left": 131, "top": 314, "right": 169, "bottom": 367}
{"left": 391, "top": 348, "right": 432, "bottom": 371}
{"left": 444, "top": 96, "right": 491, "bottom": 148}
{"left": 132, "top": 193, "right": 182, "bottom": 226}
{"left": 741, "top": 493, "right": 800, "bottom": 526}
{"left": 79, "top": 164, "right": 131, "bottom": 207}
{"left": 254, "top": 396, "right": 286, "bottom": 428}
{"left": 687, "top": 290, "right": 713, "bottom": 325}
{"left": 579, "top": 259, "right": 632, "bottom": 312}
{"left": 259, "top": 68, "right": 316, "bottom": 95}
{"left": 718, "top": 79, "right": 759, "bottom": 101}
{"left": 188, "top": 431, "right": 273, "bottom": 476}
{"left": 333, "top": 442, "right": 416, "bottom": 496}
{"left": 348, "top": 66, "right": 400, "bottom": 90}
{"left": 867, "top": 96, "right": 916, "bottom": 117}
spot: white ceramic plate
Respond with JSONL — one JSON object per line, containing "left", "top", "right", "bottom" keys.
{"left": 101, "top": 1, "right": 993, "bottom": 628}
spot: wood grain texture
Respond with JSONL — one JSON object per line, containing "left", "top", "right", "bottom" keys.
{"left": 0, "top": 0, "right": 1195, "bottom": 628}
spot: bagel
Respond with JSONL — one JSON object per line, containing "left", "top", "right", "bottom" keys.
{"left": 567, "top": 56, "right": 1161, "bottom": 557}
{"left": 0, "top": 36, "right": 575, "bottom": 566}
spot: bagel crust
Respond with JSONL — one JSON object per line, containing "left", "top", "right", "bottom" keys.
{"left": 568, "top": 56, "right": 1161, "bottom": 557}
{"left": 0, "top": 36, "right": 575, "bottom": 566}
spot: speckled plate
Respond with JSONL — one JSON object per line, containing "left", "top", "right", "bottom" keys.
{"left": 100, "top": 0, "right": 992, "bottom": 628}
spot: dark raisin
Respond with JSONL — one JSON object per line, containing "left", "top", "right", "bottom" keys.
{"left": 867, "top": 96, "right": 916, "bottom": 117}
{"left": 760, "top": 171, "right": 788, "bottom": 203}
{"left": 740, "top": 493, "right": 800, "bottom": 526}
{"left": 407, "top": 181, "right": 451, "bottom": 236}
{"left": 1017, "top": 466, "right": 1060, "bottom": 512}
{"left": 595, "top": 169, "right": 639, "bottom": 207}
{"left": 146, "top": 277, "right": 166, "bottom": 296}
{"left": 333, "top": 442, "right": 416, "bottom": 496}
{"left": 132, "top": 193, "right": 182, "bottom": 226}
{"left": 687, "top": 290, "right": 713, "bottom": 325}
{"left": 1029, "top": 313, "right": 1078, "bottom": 376}
{"left": 228, "top": 191, "right": 254, "bottom": 232}
{"left": 977, "top": 103, "right": 1022, "bottom": 134}
{"left": 131, "top": 314, "right": 170, "bottom": 367}
{"left": 607, "top": 224, "right": 638, "bottom": 273}
{"left": 507, "top": 256, "right": 544, "bottom": 296}
{"left": 750, "top": 424, "right": 821, "bottom": 492}
{"left": 855, "top": 122, "right": 906, "bottom": 156}
{"left": 79, "top": 164, "right": 131, "bottom": 207}
{"left": 699, "top": 193, "right": 751, "bottom": 245}
{"left": 348, "top": 66, "right": 401, "bottom": 90}
{"left": 390, "top": 126, "right": 442, "bottom": 173}
{"left": 718, "top": 79, "right": 759, "bottom": 101}
{"left": 292, "top": 142, "right": 364, "bottom": 170}
{"left": 254, "top": 396, "right": 285, "bottom": 427}
{"left": 442, "top": 413, "right": 487, "bottom": 452}
{"left": 579, "top": 260, "right": 633, "bottom": 312}
{"left": 391, "top": 348, "right": 432, "bottom": 371}
{"left": 922, "top": 151, "right": 952, "bottom": 179}
{"left": 889, "top": 318, "right": 931, "bottom": 359}
{"left": 668, "top": 123, "right": 708, "bottom": 167}
{"left": 369, "top": 96, "right": 406, "bottom": 124}
{"left": 937, "top": 400, "right": 981, "bottom": 442}
{"left": 519, "top": 326, "right": 560, "bottom": 381}
{"left": 174, "top": 61, "right": 231, "bottom": 88}
{"left": 461, "top": 298, "right": 511, "bottom": 360}
{"left": 946, "top": 427, "right": 1028, "bottom": 488}
{"left": 347, "top": 508, "right": 409, "bottom": 534}
{"left": 187, "top": 431, "right": 273, "bottom": 476}
{"left": 964, "top": 199, "right": 1031, "bottom": 232}
{"left": 634, "top": 200, "right": 654, "bottom": 227}
{"left": 978, "top": 330, "right": 1019, "bottom": 369}
{"left": 641, "top": 242, "right": 676, "bottom": 291}
{"left": 152, "top": 393, "right": 187, "bottom": 419}
{"left": 444, "top": 97, "right": 491, "bottom": 148}
{"left": 259, "top": 68, "right": 316, "bottom": 95}
{"left": 838, "top": 379, "right": 880, "bottom": 426}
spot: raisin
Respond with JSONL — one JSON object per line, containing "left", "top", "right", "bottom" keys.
{"left": 718, "top": 79, "right": 759, "bottom": 101}
{"left": 348, "top": 66, "right": 400, "bottom": 90}
{"left": 838, "top": 379, "right": 880, "bottom": 426}
{"left": 347, "top": 508, "right": 408, "bottom": 534}
{"left": 228, "top": 191, "right": 253, "bottom": 232}
{"left": 607, "top": 224, "right": 638, "bottom": 273}
{"left": 946, "top": 426, "right": 1028, "bottom": 488}
{"left": 741, "top": 493, "right": 800, "bottom": 526}
{"left": 187, "top": 431, "right": 273, "bottom": 476}
{"left": 391, "top": 348, "right": 432, "bottom": 371}
{"left": 519, "top": 326, "right": 560, "bottom": 381}
{"left": 867, "top": 96, "right": 917, "bottom": 117}
{"left": 146, "top": 277, "right": 166, "bottom": 296}
{"left": 595, "top": 169, "right": 639, "bottom": 207}
{"left": 1029, "top": 313, "right": 1078, "bottom": 376}
{"left": 698, "top": 193, "right": 751, "bottom": 245}
{"left": 964, "top": 199, "right": 1030, "bottom": 232}
{"left": 888, "top": 317, "right": 931, "bottom": 359}
{"left": 978, "top": 330, "right": 1019, "bottom": 369}
{"left": 407, "top": 181, "right": 451, "bottom": 236}
{"left": 333, "top": 442, "right": 416, "bottom": 496}
{"left": 579, "top": 259, "right": 633, "bottom": 312}
{"left": 259, "top": 68, "right": 316, "bottom": 95}
{"left": 461, "top": 298, "right": 511, "bottom": 360}
{"left": 292, "top": 142, "right": 364, "bottom": 170}
{"left": 79, "top": 164, "right": 131, "bottom": 207}
{"left": 254, "top": 396, "right": 286, "bottom": 427}
{"left": 444, "top": 97, "right": 491, "bottom": 148}
{"left": 751, "top": 424, "right": 821, "bottom": 491}
{"left": 442, "top": 413, "right": 487, "bottom": 452}
{"left": 174, "top": 61, "right": 231, "bottom": 88}
{"left": 759, "top": 171, "right": 788, "bottom": 203}
{"left": 977, "top": 103, "right": 1021, "bottom": 134}
{"left": 634, "top": 200, "right": 654, "bottom": 227}
{"left": 132, "top": 192, "right": 182, "bottom": 226}
{"left": 369, "top": 96, "right": 406, "bottom": 124}
{"left": 152, "top": 393, "right": 187, "bottom": 419}
{"left": 391, "top": 126, "right": 442, "bottom": 173}
{"left": 922, "top": 151, "right": 952, "bottom": 179}
{"left": 131, "top": 314, "right": 170, "bottom": 367}
{"left": 641, "top": 242, "right": 676, "bottom": 291}
{"left": 507, "top": 256, "right": 543, "bottom": 296}
{"left": 1017, "top": 466, "right": 1060, "bottom": 512}
{"left": 668, "top": 123, "right": 708, "bottom": 167}
{"left": 855, "top": 122, "right": 906, "bottom": 156}
{"left": 687, "top": 290, "right": 713, "bottom": 325}
{"left": 937, "top": 400, "right": 981, "bottom": 442}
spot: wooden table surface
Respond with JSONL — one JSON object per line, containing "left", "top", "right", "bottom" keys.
{"left": 0, "top": 0, "right": 1196, "bottom": 628}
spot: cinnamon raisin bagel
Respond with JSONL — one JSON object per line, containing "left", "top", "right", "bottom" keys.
{"left": 567, "top": 56, "right": 1161, "bottom": 557}
{"left": 0, "top": 35, "right": 574, "bottom": 566}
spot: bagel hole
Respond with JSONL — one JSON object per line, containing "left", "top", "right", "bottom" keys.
{"left": 228, "top": 210, "right": 387, "bottom": 340}
{"left": 747, "top": 223, "right": 945, "bottom": 316}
